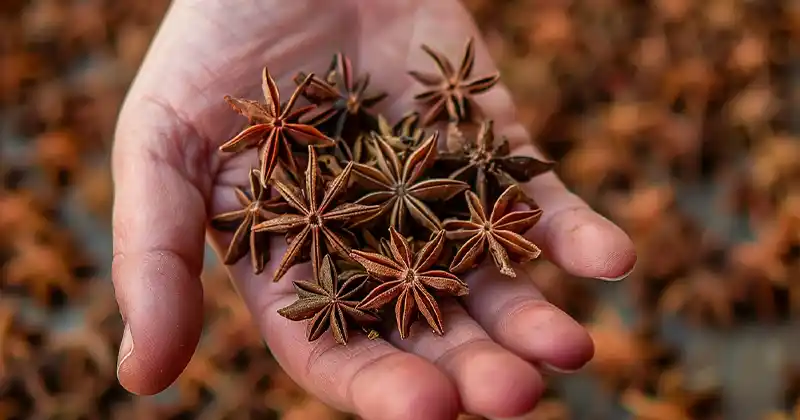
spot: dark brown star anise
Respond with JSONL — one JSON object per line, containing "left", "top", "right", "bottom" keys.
{"left": 408, "top": 37, "right": 500, "bottom": 125}
{"left": 210, "top": 169, "right": 289, "bottom": 274}
{"left": 351, "top": 228, "right": 469, "bottom": 339}
{"left": 444, "top": 185, "right": 543, "bottom": 277}
{"left": 220, "top": 66, "right": 335, "bottom": 185}
{"left": 352, "top": 132, "right": 469, "bottom": 233}
{"left": 438, "top": 119, "right": 555, "bottom": 208}
{"left": 295, "top": 52, "right": 387, "bottom": 159}
{"left": 278, "top": 254, "right": 379, "bottom": 345}
{"left": 253, "top": 146, "right": 380, "bottom": 282}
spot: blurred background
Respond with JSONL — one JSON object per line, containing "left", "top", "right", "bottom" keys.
{"left": 1, "top": 0, "right": 799, "bottom": 418}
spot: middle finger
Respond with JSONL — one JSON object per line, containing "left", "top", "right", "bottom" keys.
{"left": 388, "top": 301, "right": 545, "bottom": 419}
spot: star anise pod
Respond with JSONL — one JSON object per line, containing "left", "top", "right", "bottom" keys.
{"left": 437, "top": 119, "right": 555, "bottom": 208}
{"left": 351, "top": 228, "right": 469, "bottom": 339}
{"left": 220, "top": 66, "right": 335, "bottom": 185}
{"left": 295, "top": 53, "right": 387, "bottom": 160}
{"left": 278, "top": 254, "right": 379, "bottom": 345}
{"left": 444, "top": 185, "right": 542, "bottom": 277}
{"left": 253, "top": 146, "right": 380, "bottom": 282}
{"left": 351, "top": 132, "right": 469, "bottom": 233}
{"left": 210, "top": 169, "right": 289, "bottom": 274}
{"left": 345, "top": 112, "right": 426, "bottom": 171}
{"left": 408, "top": 37, "right": 500, "bottom": 125}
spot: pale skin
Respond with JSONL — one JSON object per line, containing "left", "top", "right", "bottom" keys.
{"left": 111, "top": 1, "right": 637, "bottom": 419}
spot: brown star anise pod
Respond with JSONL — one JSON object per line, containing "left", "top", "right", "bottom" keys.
{"left": 253, "top": 146, "right": 380, "bottom": 282}
{"left": 220, "top": 66, "right": 335, "bottom": 185}
{"left": 296, "top": 53, "right": 387, "bottom": 136}
{"left": 438, "top": 119, "right": 555, "bottom": 208}
{"left": 210, "top": 169, "right": 288, "bottom": 274}
{"left": 408, "top": 37, "right": 500, "bottom": 125}
{"left": 352, "top": 132, "right": 469, "bottom": 233}
{"left": 341, "top": 112, "right": 426, "bottom": 172}
{"left": 350, "top": 228, "right": 469, "bottom": 339}
{"left": 444, "top": 185, "right": 543, "bottom": 277}
{"left": 278, "top": 254, "right": 380, "bottom": 345}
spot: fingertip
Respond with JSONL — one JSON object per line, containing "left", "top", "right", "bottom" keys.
{"left": 542, "top": 207, "right": 637, "bottom": 280}
{"left": 516, "top": 302, "right": 594, "bottom": 371}
{"left": 114, "top": 251, "right": 204, "bottom": 395}
{"left": 351, "top": 353, "right": 461, "bottom": 420}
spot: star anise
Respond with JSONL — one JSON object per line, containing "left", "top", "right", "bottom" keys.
{"left": 345, "top": 112, "right": 426, "bottom": 171}
{"left": 351, "top": 132, "right": 469, "bottom": 233}
{"left": 295, "top": 53, "right": 387, "bottom": 160}
{"left": 278, "top": 254, "right": 379, "bottom": 345}
{"left": 351, "top": 228, "right": 469, "bottom": 339}
{"left": 210, "top": 169, "right": 289, "bottom": 274}
{"left": 253, "top": 146, "right": 380, "bottom": 282}
{"left": 437, "top": 119, "right": 555, "bottom": 208}
{"left": 444, "top": 185, "right": 543, "bottom": 277}
{"left": 220, "top": 66, "right": 335, "bottom": 185}
{"left": 408, "top": 37, "right": 500, "bottom": 125}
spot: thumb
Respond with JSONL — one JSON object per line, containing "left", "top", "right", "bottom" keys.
{"left": 111, "top": 98, "right": 209, "bottom": 395}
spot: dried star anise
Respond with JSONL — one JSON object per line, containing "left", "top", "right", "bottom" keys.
{"left": 444, "top": 185, "right": 543, "bottom": 277}
{"left": 437, "top": 119, "right": 555, "bottom": 207}
{"left": 295, "top": 53, "right": 387, "bottom": 150}
{"left": 344, "top": 112, "right": 426, "bottom": 171}
{"left": 220, "top": 66, "right": 335, "bottom": 185}
{"left": 278, "top": 254, "right": 379, "bottom": 345}
{"left": 210, "top": 169, "right": 288, "bottom": 274}
{"left": 350, "top": 228, "right": 469, "bottom": 339}
{"left": 253, "top": 146, "right": 380, "bottom": 282}
{"left": 409, "top": 37, "right": 500, "bottom": 125}
{"left": 352, "top": 132, "right": 469, "bottom": 233}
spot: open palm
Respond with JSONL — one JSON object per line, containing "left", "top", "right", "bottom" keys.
{"left": 111, "top": 1, "right": 637, "bottom": 419}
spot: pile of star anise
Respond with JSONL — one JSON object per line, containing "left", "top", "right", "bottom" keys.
{"left": 211, "top": 39, "right": 554, "bottom": 344}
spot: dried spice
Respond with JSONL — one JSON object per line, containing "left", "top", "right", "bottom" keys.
{"left": 253, "top": 146, "right": 380, "bottom": 282}
{"left": 350, "top": 228, "right": 469, "bottom": 339}
{"left": 294, "top": 53, "right": 387, "bottom": 155}
{"left": 444, "top": 185, "right": 542, "bottom": 277}
{"left": 210, "top": 168, "right": 287, "bottom": 275}
{"left": 220, "top": 67, "right": 335, "bottom": 185}
{"left": 409, "top": 37, "right": 500, "bottom": 125}
{"left": 437, "top": 119, "right": 555, "bottom": 207}
{"left": 351, "top": 132, "right": 469, "bottom": 233}
{"left": 278, "top": 254, "right": 379, "bottom": 345}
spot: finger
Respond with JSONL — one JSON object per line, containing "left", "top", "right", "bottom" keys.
{"left": 362, "top": 0, "right": 636, "bottom": 280}
{"left": 388, "top": 301, "right": 544, "bottom": 418}
{"left": 464, "top": 263, "right": 594, "bottom": 372}
{"left": 111, "top": 103, "right": 212, "bottom": 394}
{"left": 206, "top": 217, "right": 460, "bottom": 420}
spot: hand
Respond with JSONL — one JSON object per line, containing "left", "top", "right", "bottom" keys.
{"left": 111, "top": 1, "right": 637, "bottom": 419}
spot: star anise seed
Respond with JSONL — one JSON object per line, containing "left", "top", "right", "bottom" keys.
{"left": 278, "top": 254, "right": 379, "bottom": 345}
{"left": 409, "top": 37, "right": 500, "bottom": 125}
{"left": 444, "top": 184, "right": 543, "bottom": 277}
{"left": 253, "top": 146, "right": 381, "bottom": 282}
{"left": 210, "top": 169, "right": 289, "bottom": 274}
{"left": 351, "top": 228, "right": 469, "bottom": 339}
{"left": 352, "top": 131, "right": 469, "bottom": 234}
{"left": 220, "top": 66, "right": 335, "bottom": 185}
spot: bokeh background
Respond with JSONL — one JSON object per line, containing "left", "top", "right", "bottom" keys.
{"left": 1, "top": 0, "right": 799, "bottom": 418}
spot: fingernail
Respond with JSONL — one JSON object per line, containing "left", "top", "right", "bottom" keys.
{"left": 595, "top": 263, "right": 635, "bottom": 282}
{"left": 541, "top": 362, "right": 580, "bottom": 375}
{"left": 117, "top": 323, "right": 134, "bottom": 378}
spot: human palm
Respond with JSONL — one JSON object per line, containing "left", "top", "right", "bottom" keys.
{"left": 111, "top": 1, "right": 636, "bottom": 419}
